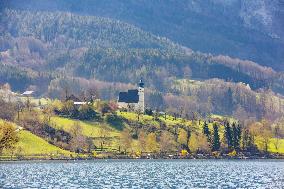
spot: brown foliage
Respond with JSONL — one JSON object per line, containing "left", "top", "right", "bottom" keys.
{"left": 0, "top": 121, "right": 19, "bottom": 154}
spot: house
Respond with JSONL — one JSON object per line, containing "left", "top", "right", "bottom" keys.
{"left": 66, "top": 94, "right": 89, "bottom": 106}
{"left": 118, "top": 79, "right": 145, "bottom": 112}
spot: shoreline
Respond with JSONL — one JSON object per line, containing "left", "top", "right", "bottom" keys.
{"left": 1, "top": 154, "right": 284, "bottom": 162}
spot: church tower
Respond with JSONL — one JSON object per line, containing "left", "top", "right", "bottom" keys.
{"left": 138, "top": 79, "right": 145, "bottom": 112}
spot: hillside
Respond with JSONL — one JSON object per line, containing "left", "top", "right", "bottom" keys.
{"left": 0, "top": 8, "right": 284, "bottom": 120}
{"left": 167, "top": 79, "right": 284, "bottom": 120}
{"left": 14, "top": 130, "right": 72, "bottom": 157}
{"left": 0, "top": 120, "right": 73, "bottom": 160}
{"left": 1, "top": 93, "right": 283, "bottom": 160}
{"left": 2, "top": 0, "right": 284, "bottom": 70}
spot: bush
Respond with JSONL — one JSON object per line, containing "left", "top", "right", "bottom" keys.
{"left": 78, "top": 104, "right": 97, "bottom": 120}
{"left": 228, "top": 150, "right": 237, "bottom": 157}
{"left": 54, "top": 101, "right": 97, "bottom": 120}
{"left": 105, "top": 114, "right": 124, "bottom": 131}
{"left": 0, "top": 121, "right": 19, "bottom": 154}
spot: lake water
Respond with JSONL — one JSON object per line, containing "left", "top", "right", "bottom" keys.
{"left": 0, "top": 159, "right": 283, "bottom": 188}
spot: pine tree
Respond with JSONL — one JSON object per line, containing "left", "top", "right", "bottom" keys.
{"left": 224, "top": 122, "right": 233, "bottom": 150}
{"left": 212, "top": 123, "right": 220, "bottom": 151}
{"left": 241, "top": 128, "right": 256, "bottom": 152}
{"left": 232, "top": 123, "right": 242, "bottom": 150}
{"left": 203, "top": 122, "right": 211, "bottom": 142}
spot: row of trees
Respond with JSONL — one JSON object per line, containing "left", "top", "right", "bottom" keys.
{"left": 118, "top": 116, "right": 283, "bottom": 156}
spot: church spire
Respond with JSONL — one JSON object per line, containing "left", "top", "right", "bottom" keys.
{"left": 139, "top": 78, "right": 144, "bottom": 88}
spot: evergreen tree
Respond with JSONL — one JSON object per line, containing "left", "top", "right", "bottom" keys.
{"left": 212, "top": 123, "right": 220, "bottom": 151}
{"left": 203, "top": 122, "right": 211, "bottom": 142}
{"left": 242, "top": 128, "right": 257, "bottom": 152}
{"left": 224, "top": 121, "right": 233, "bottom": 150}
{"left": 232, "top": 123, "right": 242, "bottom": 150}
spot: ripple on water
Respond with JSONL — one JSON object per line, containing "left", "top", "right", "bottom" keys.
{"left": 0, "top": 160, "right": 284, "bottom": 188}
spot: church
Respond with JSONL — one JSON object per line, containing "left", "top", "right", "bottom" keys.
{"left": 117, "top": 80, "right": 145, "bottom": 112}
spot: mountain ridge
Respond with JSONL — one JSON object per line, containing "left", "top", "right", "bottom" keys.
{"left": 2, "top": 0, "right": 283, "bottom": 70}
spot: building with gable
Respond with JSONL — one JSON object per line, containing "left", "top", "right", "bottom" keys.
{"left": 117, "top": 80, "right": 144, "bottom": 112}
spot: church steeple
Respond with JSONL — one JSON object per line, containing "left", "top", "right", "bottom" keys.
{"left": 139, "top": 79, "right": 144, "bottom": 88}
{"left": 138, "top": 79, "right": 145, "bottom": 112}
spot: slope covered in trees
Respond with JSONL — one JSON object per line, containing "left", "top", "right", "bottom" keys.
{"left": 0, "top": 9, "right": 284, "bottom": 120}
{"left": 2, "top": 0, "right": 284, "bottom": 70}
{"left": 44, "top": 76, "right": 284, "bottom": 121}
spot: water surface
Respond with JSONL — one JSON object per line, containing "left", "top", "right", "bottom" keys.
{"left": 0, "top": 159, "right": 283, "bottom": 188}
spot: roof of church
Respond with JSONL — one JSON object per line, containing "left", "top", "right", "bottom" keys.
{"left": 118, "top": 89, "right": 139, "bottom": 103}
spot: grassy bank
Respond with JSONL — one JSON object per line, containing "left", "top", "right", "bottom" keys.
{"left": 1, "top": 130, "right": 74, "bottom": 160}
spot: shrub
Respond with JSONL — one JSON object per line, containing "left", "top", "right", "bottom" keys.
{"left": 105, "top": 114, "right": 124, "bottom": 131}
{"left": 0, "top": 121, "right": 19, "bottom": 154}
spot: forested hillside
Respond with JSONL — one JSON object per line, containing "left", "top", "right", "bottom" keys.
{"left": 2, "top": 0, "right": 284, "bottom": 70}
{"left": 0, "top": 8, "right": 284, "bottom": 120}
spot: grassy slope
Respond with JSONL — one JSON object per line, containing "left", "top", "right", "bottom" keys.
{"left": 0, "top": 119, "right": 72, "bottom": 157}
{"left": 16, "top": 130, "right": 72, "bottom": 156}
{"left": 118, "top": 111, "right": 215, "bottom": 132}
{"left": 42, "top": 114, "right": 284, "bottom": 154}
{"left": 2, "top": 131, "right": 73, "bottom": 157}
{"left": 50, "top": 117, "right": 120, "bottom": 137}
{"left": 50, "top": 116, "right": 121, "bottom": 150}
{"left": 2, "top": 111, "right": 283, "bottom": 156}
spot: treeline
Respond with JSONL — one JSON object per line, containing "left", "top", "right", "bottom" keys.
{"left": 46, "top": 76, "right": 284, "bottom": 121}
{"left": 0, "top": 63, "right": 52, "bottom": 93}
{"left": 202, "top": 122, "right": 256, "bottom": 153}
{"left": 0, "top": 64, "right": 34, "bottom": 92}
{"left": 53, "top": 101, "right": 97, "bottom": 121}
{"left": 163, "top": 79, "right": 284, "bottom": 120}
{"left": 118, "top": 113, "right": 283, "bottom": 157}
{"left": 77, "top": 47, "right": 284, "bottom": 93}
